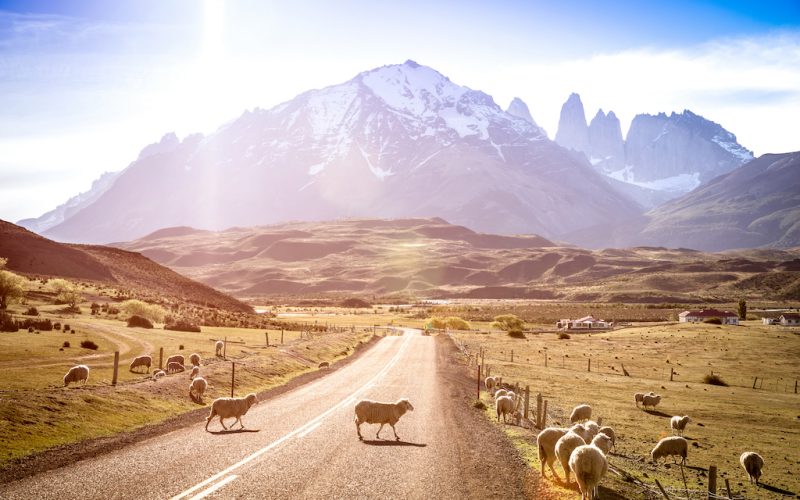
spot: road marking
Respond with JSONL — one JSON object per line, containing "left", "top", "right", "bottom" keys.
{"left": 170, "top": 330, "right": 414, "bottom": 500}
{"left": 297, "top": 421, "right": 321, "bottom": 438}
{"left": 189, "top": 474, "right": 238, "bottom": 500}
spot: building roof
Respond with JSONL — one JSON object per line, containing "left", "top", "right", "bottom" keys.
{"left": 780, "top": 313, "right": 800, "bottom": 320}
{"left": 680, "top": 309, "right": 738, "bottom": 318}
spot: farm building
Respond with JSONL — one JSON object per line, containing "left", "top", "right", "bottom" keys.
{"left": 762, "top": 317, "right": 777, "bottom": 325}
{"left": 779, "top": 313, "right": 800, "bottom": 326}
{"left": 557, "top": 315, "right": 612, "bottom": 330}
{"left": 679, "top": 309, "right": 739, "bottom": 325}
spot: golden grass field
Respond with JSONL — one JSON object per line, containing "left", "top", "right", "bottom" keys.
{"left": 452, "top": 321, "right": 800, "bottom": 499}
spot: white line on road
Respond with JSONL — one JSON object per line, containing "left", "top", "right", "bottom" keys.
{"left": 189, "top": 474, "right": 238, "bottom": 500}
{"left": 297, "top": 420, "right": 321, "bottom": 438}
{"left": 170, "top": 332, "right": 414, "bottom": 500}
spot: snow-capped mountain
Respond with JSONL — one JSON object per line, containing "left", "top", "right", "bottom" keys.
{"left": 505, "top": 97, "right": 541, "bottom": 130}
{"left": 34, "top": 61, "right": 640, "bottom": 244}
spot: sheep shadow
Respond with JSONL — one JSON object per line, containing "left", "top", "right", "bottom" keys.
{"left": 758, "top": 483, "right": 795, "bottom": 496}
{"left": 644, "top": 409, "right": 672, "bottom": 418}
{"left": 207, "top": 429, "right": 260, "bottom": 435}
{"left": 361, "top": 440, "right": 427, "bottom": 447}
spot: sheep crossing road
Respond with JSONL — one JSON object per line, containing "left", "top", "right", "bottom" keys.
{"left": 0, "top": 329, "right": 529, "bottom": 499}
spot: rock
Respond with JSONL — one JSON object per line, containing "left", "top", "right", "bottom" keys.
{"left": 555, "top": 93, "right": 590, "bottom": 154}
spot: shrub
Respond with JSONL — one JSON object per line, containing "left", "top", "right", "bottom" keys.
{"left": 558, "top": 332, "right": 571, "bottom": 339}
{"left": 18, "top": 318, "right": 53, "bottom": 331}
{"left": 492, "top": 314, "right": 525, "bottom": 332}
{"left": 340, "top": 298, "right": 371, "bottom": 308}
{"left": 164, "top": 319, "right": 201, "bottom": 333}
{"left": 0, "top": 312, "right": 18, "bottom": 332}
{"left": 121, "top": 299, "right": 166, "bottom": 323}
{"left": 507, "top": 330, "right": 525, "bottom": 339}
{"left": 473, "top": 400, "right": 487, "bottom": 410}
{"left": 425, "top": 316, "right": 471, "bottom": 330}
{"left": 63, "top": 341, "right": 70, "bottom": 348}
{"left": 127, "top": 315, "right": 154, "bottom": 329}
{"left": 80, "top": 340, "right": 99, "bottom": 350}
{"left": 703, "top": 373, "right": 728, "bottom": 386}
{"left": 24, "top": 307, "right": 39, "bottom": 316}
{"left": 107, "top": 306, "right": 119, "bottom": 315}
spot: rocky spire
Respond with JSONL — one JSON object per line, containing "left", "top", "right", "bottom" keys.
{"left": 555, "top": 93, "right": 590, "bottom": 154}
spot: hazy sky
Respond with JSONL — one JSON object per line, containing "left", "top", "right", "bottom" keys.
{"left": 2, "top": 0, "right": 799, "bottom": 222}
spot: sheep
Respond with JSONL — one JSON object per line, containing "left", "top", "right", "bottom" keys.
{"left": 634, "top": 392, "right": 645, "bottom": 407}
{"left": 63, "top": 365, "right": 90, "bottom": 386}
{"left": 651, "top": 436, "right": 688, "bottom": 465}
{"left": 354, "top": 398, "right": 414, "bottom": 441}
{"left": 152, "top": 369, "right": 166, "bottom": 380}
{"left": 167, "top": 362, "right": 185, "bottom": 373}
{"left": 205, "top": 393, "right": 257, "bottom": 431}
{"left": 189, "top": 376, "right": 207, "bottom": 403}
{"left": 215, "top": 340, "right": 224, "bottom": 357}
{"left": 598, "top": 426, "right": 616, "bottom": 452}
{"left": 496, "top": 395, "right": 514, "bottom": 424}
{"left": 537, "top": 427, "right": 568, "bottom": 480}
{"left": 189, "top": 353, "right": 201, "bottom": 367}
{"left": 570, "top": 424, "right": 593, "bottom": 444}
{"left": 569, "top": 441, "right": 609, "bottom": 500}
{"left": 129, "top": 355, "right": 152, "bottom": 373}
{"left": 670, "top": 415, "right": 690, "bottom": 436}
{"left": 485, "top": 376, "right": 497, "bottom": 391}
{"left": 740, "top": 451, "right": 764, "bottom": 485}
{"left": 555, "top": 431, "right": 587, "bottom": 483}
{"left": 505, "top": 391, "right": 517, "bottom": 404}
{"left": 642, "top": 393, "right": 662, "bottom": 410}
{"left": 570, "top": 404, "right": 592, "bottom": 423}
{"left": 189, "top": 365, "right": 200, "bottom": 380}
{"left": 494, "top": 388, "right": 509, "bottom": 400}
{"left": 166, "top": 354, "right": 184, "bottom": 367}
{"left": 591, "top": 433, "right": 613, "bottom": 456}
{"left": 584, "top": 420, "right": 600, "bottom": 439}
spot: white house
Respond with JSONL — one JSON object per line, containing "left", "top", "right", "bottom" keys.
{"left": 679, "top": 309, "right": 739, "bottom": 325}
{"left": 557, "top": 315, "right": 612, "bottom": 330}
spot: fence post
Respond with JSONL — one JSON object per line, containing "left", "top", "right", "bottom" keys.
{"left": 159, "top": 347, "right": 163, "bottom": 370}
{"left": 708, "top": 465, "right": 717, "bottom": 500}
{"left": 654, "top": 479, "right": 671, "bottom": 499}
{"left": 544, "top": 352, "right": 548, "bottom": 367}
{"left": 281, "top": 328, "right": 284, "bottom": 344}
{"left": 223, "top": 337, "right": 227, "bottom": 360}
{"left": 536, "top": 393, "right": 543, "bottom": 428}
{"left": 524, "top": 386, "right": 530, "bottom": 421}
{"left": 753, "top": 377, "right": 758, "bottom": 389}
{"left": 588, "top": 358, "right": 591, "bottom": 372}
{"left": 511, "top": 349, "right": 514, "bottom": 363}
{"left": 724, "top": 478, "right": 732, "bottom": 499}
{"left": 795, "top": 379, "right": 798, "bottom": 394}
{"left": 231, "top": 361, "right": 235, "bottom": 397}
{"left": 542, "top": 400, "right": 548, "bottom": 428}
{"left": 265, "top": 331, "right": 269, "bottom": 346}
{"left": 477, "top": 365, "right": 481, "bottom": 401}
{"left": 670, "top": 367, "right": 674, "bottom": 381}
{"left": 112, "top": 351, "right": 119, "bottom": 386}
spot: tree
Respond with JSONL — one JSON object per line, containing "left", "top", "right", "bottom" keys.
{"left": 0, "top": 270, "right": 25, "bottom": 310}
{"left": 49, "top": 278, "right": 81, "bottom": 308}
{"left": 738, "top": 299, "right": 747, "bottom": 320}
{"left": 492, "top": 314, "right": 525, "bottom": 332}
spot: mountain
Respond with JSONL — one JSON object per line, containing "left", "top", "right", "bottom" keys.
{"left": 35, "top": 60, "right": 640, "bottom": 245}
{"left": 505, "top": 97, "right": 540, "bottom": 128}
{"left": 0, "top": 219, "right": 250, "bottom": 312}
{"left": 554, "top": 93, "right": 590, "bottom": 154}
{"left": 588, "top": 109, "right": 625, "bottom": 171}
{"left": 114, "top": 217, "right": 800, "bottom": 301}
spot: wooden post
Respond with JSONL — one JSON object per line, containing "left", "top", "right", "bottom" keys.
{"left": 707, "top": 465, "right": 717, "bottom": 499}
{"left": 112, "top": 351, "right": 119, "bottom": 386}
{"left": 544, "top": 353, "right": 548, "bottom": 367}
{"left": 223, "top": 337, "right": 227, "bottom": 360}
{"left": 536, "top": 393, "right": 543, "bottom": 428}
{"left": 511, "top": 349, "right": 514, "bottom": 363}
{"left": 795, "top": 379, "right": 798, "bottom": 394}
{"left": 477, "top": 365, "right": 481, "bottom": 400}
{"left": 231, "top": 361, "right": 235, "bottom": 397}
{"left": 654, "top": 479, "right": 671, "bottom": 499}
{"left": 265, "top": 331, "right": 269, "bottom": 346}
{"left": 524, "top": 386, "right": 530, "bottom": 421}
{"left": 159, "top": 347, "right": 163, "bottom": 370}
{"left": 281, "top": 328, "right": 284, "bottom": 344}
{"left": 588, "top": 358, "right": 591, "bottom": 372}
{"left": 725, "top": 478, "right": 732, "bottom": 499}
{"left": 670, "top": 367, "right": 674, "bottom": 381}
{"left": 542, "top": 400, "right": 548, "bottom": 428}
{"left": 753, "top": 377, "right": 758, "bottom": 389}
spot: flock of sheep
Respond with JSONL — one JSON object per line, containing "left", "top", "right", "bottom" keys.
{"left": 486, "top": 377, "right": 766, "bottom": 499}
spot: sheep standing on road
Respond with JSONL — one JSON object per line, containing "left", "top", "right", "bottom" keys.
{"left": 129, "top": 355, "right": 152, "bottom": 373}
{"left": 63, "top": 365, "right": 90, "bottom": 386}
{"left": 189, "top": 377, "right": 207, "bottom": 403}
{"left": 651, "top": 436, "right": 688, "bottom": 465}
{"left": 670, "top": 415, "right": 690, "bottom": 436}
{"left": 537, "top": 427, "right": 568, "bottom": 480}
{"left": 166, "top": 354, "right": 184, "bottom": 367}
{"left": 570, "top": 404, "right": 592, "bottom": 423}
{"left": 189, "top": 365, "right": 200, "bottom": 380}
{"left": 205, "top": 393, "right": 257, "bottom": 431}
{"left": 354, "top": 398, "right": 414, "bottom": 441}
{"left": 495, "top": 395, "right": 515, "bottom": 424}
{"left": 740, "top": 452, "right": 764, "bottom": 485}
{"left": 642, "top": 394, "right": 662, "bottom": 410}
{"left": 189, "top": 353, "right": 201, "bottom": 367}
{"left": 167, "top": 362, "right": 185, "bottom": 373}
{"left": 555, "top": 431, "right": 587, "bottom": 483}
{"left": 569, "top": 440, "right": 609, "bottom": 500}
{"left": 215, "top": 340, "right": 224, "bottom": 357}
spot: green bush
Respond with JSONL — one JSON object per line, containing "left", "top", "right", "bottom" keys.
{"left": 121, "top": 299, "right": 166, "bottom": 323}
{"left": 165, "top": 320, "right": 201, "bottom": 333}
{"left": 558, "top": 332, "right": 571, "bottom": 339}
{"left": 507, "top": 330, "right": 525, "bottom": 339}
{"left": 425, "top": 316, "right": 471, "bottom": 330}
{"left": 492, "top": 314, "right": 525, "bottom": 332}
{"left": 24, "top": 307, "right": 39, "bottom": 316}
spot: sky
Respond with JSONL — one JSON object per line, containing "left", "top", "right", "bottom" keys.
{"left": 1, "top": 0, "right": 799, "bottom": 222}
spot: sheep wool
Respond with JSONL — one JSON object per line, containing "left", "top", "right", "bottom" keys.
{"left": 670, "top": 415, "right": 690, "bottom": 436}
{"left": 166, "top": 354, "right": 184, "bottom": 367}
{"left": 598, "top": 426, "right": 616, "bottom": 451}
{"left": 569, "top": 443, "right": 609, "bottom": 500}
{"left": 569, "top": 424, "right": 592, "bottom": 444}
{"left": 129, "top": 355, "right": 152, "bottom": 373}
{"left": 167, "top": 362, "right": 185, "bottom": 373}
{"left": 584, "top": 420, "right": 600, "bottom": 439}
{"left": 740, "top": 451, "right": 764, "bottom": 485}
{"left": 189, "top": 353, "right": 201, "bottom": 367}
{"left": 189, "top": 377, "right": 208, "bottom": 403}
{"left": 152, "top": 370, "right": 166, "bottom": 380}
{"left": 63, "top": 365, "right": 90, "bottom": 387}
{"left": 485, "top": 376, "right": 497, "bottom": 391}
{"left": 651, "top": 436, "right": 688, "bottom": 465}
{"left": 189, "top": 366, "right": 200, "bottom": 380}
{"left": 215, "top": 340, "right": 224, "bottom": 357}
{"left": 570, "top": 404, "right": 592, "bottom": 423}
{"left": 642, "top": 394, "right": 662, "bottom": 410}
{"left": 494, "top": 389, "right": 509, "bottom": 400}
{"left": 205, "top": 393, "right": 257, "bottom": 431}
{"left": 591, "top": 433, "right": 613, "bottom": 456}
{"left": 634, "top": 392, "right": 645, "bottom": 407}
{"left": 537, "top": 427, "right": 568, "bottom": 480}
{"left": 495, "top": 395, "right": 514, "bottom": 423}
{"left": 555, "top": 431, "right": 586, "bottom": 483}
{"left": 354, "top": 398, "right": 414, "bottom": 441}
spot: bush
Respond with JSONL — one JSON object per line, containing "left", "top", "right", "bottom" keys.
{"left": 164, "top": 320, "right": 201, "bottom": 332}
{"left": 492, "top": 314, "right": 525, "bottom": 332}
{"left": 24, "top": 307, "right": 39, "bottom": 316}
{"left": 425, "top": 316, "right": 471, "bottom": 330}
{"left": 18, "top": 318, "right": 53, "bottom": 331}
{"left": 507, "top": 330, "right": 525, "bottom": 339}
{"left": 63, "top": 341, "right": 70, "bottom": 348}
{"left": 558, "top": 332, "right": 571, "bottom": 339}
{"left": 703, "top": 317, "right": 722, "bottom": 325}
{"left": 340, "top": 298, "right": 371, "bottom": 308}
{"left": 80, "top": 340, "right": 98, "bottom": 350}
{"left": 703, "top": 373, "right": 728, "bottom": 386}
{"left": 0, "top": 312, "right": 18, "bottom": 332}
{"left": 127, "top": 315, "right": 154, "bottom": 329}
{"left": 120, "top": 299, "right": 166, "bottom": 323}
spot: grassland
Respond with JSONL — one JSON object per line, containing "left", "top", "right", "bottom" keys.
{"left": 452, "top": 321, "right": 800, "bottom": 499}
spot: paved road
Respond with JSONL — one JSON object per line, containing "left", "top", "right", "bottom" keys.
{"left": 1, "top": 329, "right": 530, "bottom": 499}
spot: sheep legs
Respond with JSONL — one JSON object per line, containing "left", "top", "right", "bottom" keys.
{"left": 375, "top": 423, "right": 401, "bottom": 441}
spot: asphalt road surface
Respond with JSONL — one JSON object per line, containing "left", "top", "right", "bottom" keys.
{"left": 0, "top": 329, "right": 531, "bottom": 499}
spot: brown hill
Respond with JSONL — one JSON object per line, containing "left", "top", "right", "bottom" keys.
{"left": 0, "top": 220, "right": 250, "bottom": 312}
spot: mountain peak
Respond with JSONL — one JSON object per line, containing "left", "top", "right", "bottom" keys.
{"left": 403, "top": 59, "right": 421, "bottom": 68}
{"left": 506, "top": 97, "right": 539, "bottom": 128}
{"left": 555, "top": 92, "right": 590, "bottom": 153}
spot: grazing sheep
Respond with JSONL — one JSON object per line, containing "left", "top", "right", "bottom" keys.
{"left": 494, "top": 388, "right": 509, "bottom": 400}
{"left": 189, "top": 353, "right": 201, "bottom": 367}
{"left": 570, "top": 404, "right": 592, "bottom": 423}
{"left": 354, "top": 398, "right": 414, "bottom": 441}
{"left": 189, "top": 376, "right": 207, "bottom": 403}
{"left": 512, "top": 409, "right": 523, "bottom": 426}
{"left": 598, "top": 426, "right": 616, "bottom": 452}
{"left": 555, "top": 431, "right": 587, "bottom": 483}
{"left": 63, "top": 365, "right": 90, "bottom": 386}
{"left": 205, "top": 393, "right": 258, "bottom": 431}
{"left": 167, "top": 362, "right": 185, "bottom": 373}
{"left": 537, "top": 427, "right": 568, "bottom": 480}
{"left": 167, "top": 354, "right": 185, "bottom": 367}
{"left": 740, "top": 451, "right": 764, "bottom": 485}
{"left": 670, "top": 415, "right": 690, "bottom": 436}
{"left": 215, "top": 340, "right": 224, "bottom": 357}
{"left": 569, "top": 442, "right": 609, "bottom": 500}
{"left": 496, "top": 395, "right": 515, "bottom": 424}
{"left": 591, "top": 433, "right": 613, "bottom": 456}
{"left": 152, "top": 369, "right": 166, "bottom": 380}
{"left": 189, "top": 365, "right": 200, "bottom": 380}
{"left": 642, "top": 393, "right": 662, "bottom": 410}
{"left": 651, "top": 436, "right": 688, "bottom": 465}
{"left": 634, "top": 392, "right": 645, "bottom": 407}
{"left": 485, "top": 376, "right": 497, "bottom": 391}
{"left": 584, "top": 420, "right": 600, "bottom": 439}
{"left": 129, "top": 355, "right": 152, "bottom": 373}
{"left": 505, "top": 391, "right": 517, "bottom": 404}
{"left": 570, "top": 424, "right": 593, "bottom": 444}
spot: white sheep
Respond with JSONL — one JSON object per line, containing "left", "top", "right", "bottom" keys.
{"left": 205, "top": 393, "right": 258, "bottom": 431}
{"left": 63, "top": 364, "right": 90, "bottom": 386}
{"left": 152, "top": 369, "right": 166, "bottom": 380}
{"left": 166, "top": 354, "right": 184, "bottom": 367}
{"left": 651, "top": 436, "right": 688, "bottom": 465}
{"left": 584, "top": 420, "right": 600, "bottom": 439}
{"left": 495, "top": 395, "right": 515, "bottom": 424}
{"left": 642, "top": 393, "right": 662, "bottom": 410}
{"left": 670, "top": 415, "right": 690, "bottom": 436}
{"left": 740, "top": 451, "right": 764, "bottom": 485}
{"left": 634, "top": 392, "right": 645, "bottom": 407}
{"left": 129, "top": 355, "right": 151, "bottom": 373}
{"left": 167, "top": 362, "right": 185, "bottom": 373}
{"left": 570, "top": 424, "right": 593, "bottom": 444}
{"left": 189, "top": 376, "right": 207, "bottom": 403}
{"left": 555, "top": 431, "right": 587, "bottom": 483}
{"left": 215, "top": 340, "right": 224, "bottom": 357}
{"left": 598, "top": 426, "right": 616, "bottom": 452}
{"left": 494, "top": 388, "right": 509, "bottom": 400}
{"left": 570, "top": 404, "right": 592, "bottom": 423}
{"left": 591, "top": 433, "right": 613, "bottom": 456}
{"left": 189, "top": 365, "right": 200, "bottom": 380}
{"left": 569, "top": 441, "right": 609, "bottom": 500}
{"left": 354, "top": 398, "right": 414, "bottom": 441}
{"left": 189, "top": 353, "right": 201, "bottom": 366}
{"left": 485, "top": 376, "right": 497, "bottom": 391}
{"left": 537, "top": 427, "right": 568, "bottom": 480}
